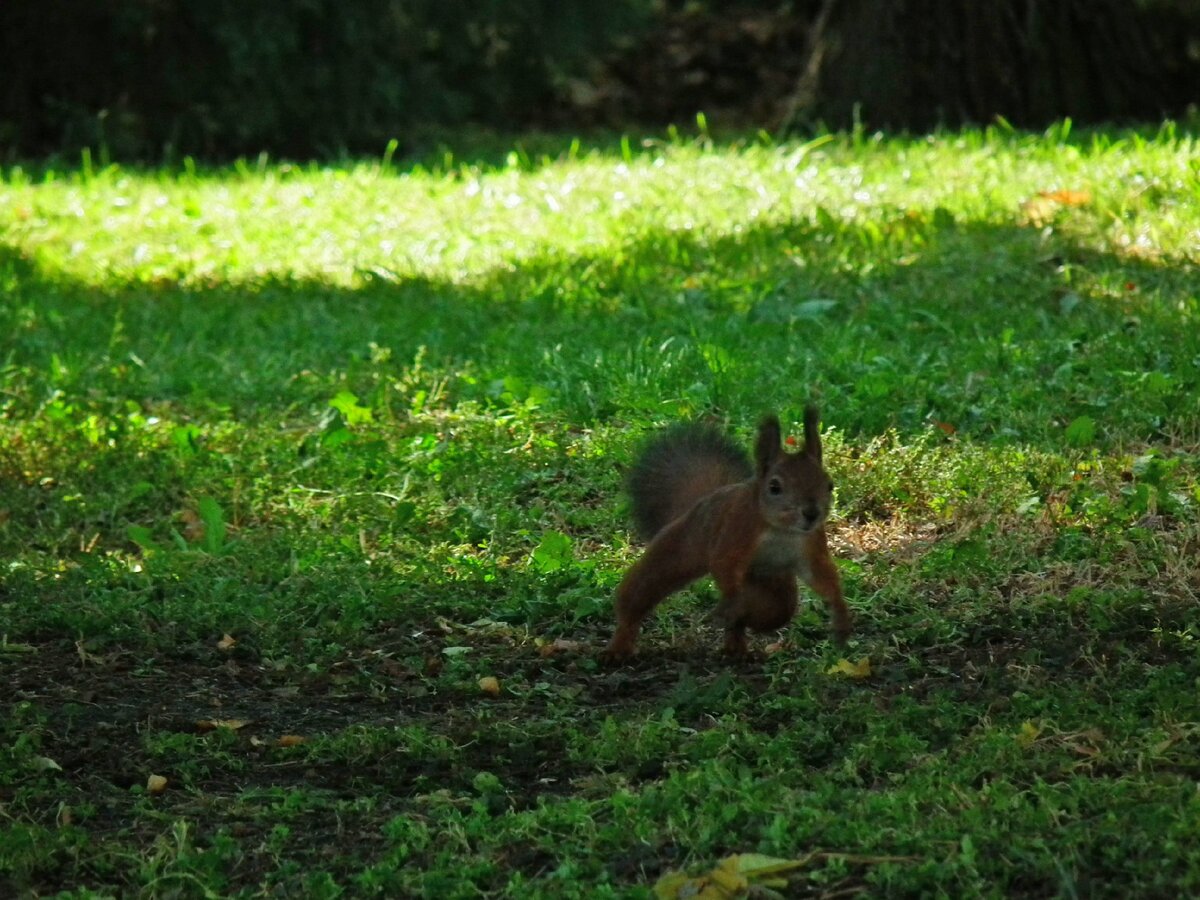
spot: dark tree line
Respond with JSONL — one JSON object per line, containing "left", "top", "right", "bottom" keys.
{"left": 587, "top": 0, "right": 1200, "bottom": 132}
{"left": 2, "top": 0, "right": 1197, "bottom": 161}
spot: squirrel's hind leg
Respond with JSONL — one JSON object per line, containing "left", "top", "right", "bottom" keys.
{"left": 744, "top": 572, "right": 799, "bottom": 633}
{"left": 722, "top": 625, "right": 750, "bottom": 656}
{"left": 605, "top": 527, "right": 705, "bottom": 662}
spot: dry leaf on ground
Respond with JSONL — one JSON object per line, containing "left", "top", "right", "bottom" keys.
{"left": 537, "top": 638, "right": 583, "bottom": 658}
{"left": 654, "top": 852, "right": 816, "bottom": 899}
{"left": 196, "top": 718, "right": 251, "bottom": 732}
{"left": 826, "top": 657, "right": 872, "bottom": 679}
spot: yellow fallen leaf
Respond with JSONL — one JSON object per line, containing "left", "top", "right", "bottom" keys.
{"left": 731, "top": 852, "right": 815, "bottom": 877}
{"left": 826, "top": 657, "right": 871, "bottom": 679}
{"left": 478, "top": 676, "right": 501, "bottom": 696}
{"left": 652, "top": 869, "right": 741, "bottom": 900}
{"left": 1016, "top": 720, "right": 1042, "bottom": 748}
{"left": 216, "top": 633, "right": 237, "bottom": 651}
{"left": 709, "top": 856, "right": 749, "bottom": 892}
{"left": 147, "top": 774, "right": 168, "bottom": 793}
{"left": 652, "top": 871, "right": 691, "bottom": 899}
{"left": 277, "top": 734, "right": 308, "bottom": 747}
{"left": 654, "top": 852, "right": 817, "bottom": 899}
{"left": 196, "top": 718, "right": 251, "bottom": 732}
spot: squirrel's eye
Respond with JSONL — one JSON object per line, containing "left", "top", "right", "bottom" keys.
{"left": 768, "top": 478, "right": 784, "bottom": 495}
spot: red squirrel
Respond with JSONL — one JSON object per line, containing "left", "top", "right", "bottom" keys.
{"left": 605, "top": 407, "right": 850, "bottom": 661}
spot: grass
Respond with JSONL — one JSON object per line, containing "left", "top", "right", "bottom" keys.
{"left": 1, "top": 122, "right": 1199, "bottom": 897}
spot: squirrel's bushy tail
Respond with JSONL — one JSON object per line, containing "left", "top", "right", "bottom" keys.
{"left": 627, "top": 424, "right": 752, "bottom": 540}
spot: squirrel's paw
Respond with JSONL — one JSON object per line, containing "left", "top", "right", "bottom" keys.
{"left": 722, "top": 630, "right": 750, "bottom": 657}
{"left": 600, "top": 640, "right": 635, "bottom": 666}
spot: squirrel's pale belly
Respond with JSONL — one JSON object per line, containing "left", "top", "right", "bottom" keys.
{"left": 751, "top": 529, "right": 811, "bottom": 579}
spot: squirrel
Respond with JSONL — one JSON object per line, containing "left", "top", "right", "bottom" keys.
{"left": 604, "top": 407, "right": 850, "bottom": 661}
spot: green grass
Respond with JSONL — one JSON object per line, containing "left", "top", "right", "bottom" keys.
{"left": 2, "top": 123, "right": 1199, "bottom": 897}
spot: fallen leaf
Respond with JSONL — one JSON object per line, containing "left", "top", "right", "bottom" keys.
{"left": 75, "top": 639, "right": 108, "bottom": 666}
{"left": 826, "top": 657, "right": 872, "bottom": 679}
{"left": 1019, "top": 196, "right": 1058, "bottom": 224}
{"left": 654, "top": 852, "right": 817, "bottom": 899}
{"left": 147, "top": 774, "right": 168, "bottom": 793}
{"left": 652, "top": 870, "right": 693, "bottom": 899}
{"left": 196, "top": 718, "right": 251, "bottom": 732}
{"left": 478, "top": 676, "right": 501, "bottom": 696}
{"left": 1037, "top": 189, "right": 1091, "bottom": 206}
{"left": 1016, "top": 720, "right": 1042, "bottom": 748}
{"left": 32, "top": 755, "right": 62, "bottom": 773}
{"left": 216, "top": 633, "right": 237, "bottom": 651}
{"left": 935, "top": 420, "right": 956, "bottom": 435}
{"left": 277, "top": 735, "right": 308, "bottom": 747}
{"left": 537, "top": 638, "right": 582, "bottom": 658}
{"left": 733, "top": 853, "right": 816, "bottom": 877}
{"left": 763, "top": 640, "right": 786, "bottom": 655}
{"left": 708, "top": 856, "right": 749, "bottom": 893}
{"left": 1020, "top": 189, "right": 1091, "bottom": 225}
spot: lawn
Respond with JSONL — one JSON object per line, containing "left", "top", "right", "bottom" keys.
{"left": 1, "top": 123, "right": 1199, "bottom": 897}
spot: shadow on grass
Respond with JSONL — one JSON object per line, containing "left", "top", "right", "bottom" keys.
{"left": 2, "top": 210, "right": 1196, "bottom": 441}
{"left": 2, "top": 207, "right": 1195, "bottom": 633}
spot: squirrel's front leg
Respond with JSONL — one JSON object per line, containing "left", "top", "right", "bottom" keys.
{"left": 711, "top": 544, "right": 758, "bottom": 657}
{"left": 802, "top": 529, "right": 851, "bottom": 644}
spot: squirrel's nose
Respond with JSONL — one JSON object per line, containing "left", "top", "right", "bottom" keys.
{"left": 801, "top": 505, "right": 820, "bottom": 525}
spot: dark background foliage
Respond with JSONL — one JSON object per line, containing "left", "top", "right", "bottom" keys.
{"left": 2, "top": 0, "right": 1199, "bottom": 160}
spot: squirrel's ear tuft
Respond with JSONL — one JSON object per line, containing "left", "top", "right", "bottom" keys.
{"left": 803, "top": 405, "right": 822, "bottom": 462}
{"left": 755, "top": 415, "right": 782, "bottom": 476}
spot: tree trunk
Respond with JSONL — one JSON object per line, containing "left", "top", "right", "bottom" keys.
{"left": 810, "top": 0, "right": 1199, "bottom": 129}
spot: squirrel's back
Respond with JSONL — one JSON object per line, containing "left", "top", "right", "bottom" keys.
{"left": 627, "top": 423, "right": 752, "bottom": 541}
